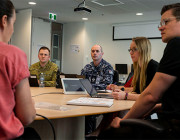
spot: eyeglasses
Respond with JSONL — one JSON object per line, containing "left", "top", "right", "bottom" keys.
{"left": 128, "top": 48, "right": 138, "bottom": 53}
{"left": 158, "top": 17, "right": 180, "bottom": 28}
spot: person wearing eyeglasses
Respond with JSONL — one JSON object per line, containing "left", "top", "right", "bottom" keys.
{"left": 29, "top": 46, "right": 58, "bottom": 87}
{"left": 98, "top": 3, "right": 180, "bottom": 139}
{"left": 109, "top": 37, "right": 159, "bottom": 101}
{"left": 81, "top": 44, "right": 114, "bottom": 135}
{"left": 87, "top": 37, "right": 159, "bottom": 138}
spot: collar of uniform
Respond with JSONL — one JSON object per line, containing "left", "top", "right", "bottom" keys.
{"left": 90, "top": 59, "right": 104, "bottom": 68}
{"left": 38, "top": 60, "right": 51, "bottom": 69}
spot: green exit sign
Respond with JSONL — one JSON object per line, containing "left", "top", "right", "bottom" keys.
{"left": 49, "top": 13, "right": 56, "bottom": 20}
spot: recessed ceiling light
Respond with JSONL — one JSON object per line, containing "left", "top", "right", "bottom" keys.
{"left": 136, "top": 13, "right": 143, "bottom": 16}
{"left": 91, "top": 0, "right": 124, "bottom": 6}
{"left": 82, "top": 18, "right": 88, "bottom": 20}
{"left": 28, "top": 2, "right": 36, "bottom": 5}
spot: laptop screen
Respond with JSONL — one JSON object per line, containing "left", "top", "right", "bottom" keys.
{"left": 29, "top": 75, "right": 39, "bottom": 87}
{"left": 79, "top": 79, "right": 98, "bottom": 96}
{"left": 61, "top": 78, "right": 87, "bottom": 94}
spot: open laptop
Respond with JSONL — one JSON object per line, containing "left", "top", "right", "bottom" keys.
{"left": 58, "top": 74, "right": 85, "bottom": 89}
{"left": 79, "top": 79, "right": 113, "bottom": 99}
{"left": 61, "top": 78, "right": 87, "bottom": 94}
{"left": 29, "top": 75, "right": 39, "bottom": 87}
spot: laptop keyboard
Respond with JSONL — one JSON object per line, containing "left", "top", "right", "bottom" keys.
{"left": 92, "top": 94, "right": 113, "bottom": 99}
{"left": 92, "top": 95, "right": 102, "bottom": 98}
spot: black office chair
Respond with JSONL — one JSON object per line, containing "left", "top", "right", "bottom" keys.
{"left": 120, "top": 118, "right": 180, "bottom": 139}
{"left": 124, "top": 64, "right": 134, "bottom": 85}
{"left": 96, "top": 119, "right": 166, "bottom": 140}
{"left": 113, "top": 70, "right": 119, "bottom": 84}
{"left": 124, "top": 71, "right": 134, "bottom": 84}
{"left": 115, "top": 70, "right": 133, "bottom": 86}
{"left": 120, "top": 119, "right": 165, "bottom": 139}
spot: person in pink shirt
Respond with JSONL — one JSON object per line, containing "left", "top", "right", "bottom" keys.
{"left": 0, "top": 0, "right": 38, "bottom": 139}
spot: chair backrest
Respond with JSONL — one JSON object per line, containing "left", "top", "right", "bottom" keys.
{"left": 113, "top": 70, "right": 119, "bottom": 84}
{"left": 120, "top": 119, "right": 166, "bottom": 139}
{"left": 125, "top": 71, "right": 134, "bottom": 84}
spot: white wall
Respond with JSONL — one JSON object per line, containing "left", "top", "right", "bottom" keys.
{"left": 11, "top": 10, "right": 166, "bottom": 74}
{"left": 11, "top": 9, "right": 32, "bottom": 65}
{"left": 94, "top": 23, "right": 166, "bottom": 73}
{"left": 62, "top": 22, "right": 85, "bottom": 74}
{"left": 12, "top": 11, "right": 51, "bottom": 66}
{"left": 83, "top": 23, "right": 98, "bottom": 67}
{"left": 31, "top": 18, "right": 51, "bottom": 65}
{"left": 63, "top": 22, "right": 166, "bottom": 74}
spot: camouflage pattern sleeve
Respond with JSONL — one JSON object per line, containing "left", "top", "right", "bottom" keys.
{"left": 93, "top": 63, "right": 114, "bottom": 90}
{"left": 81, "top": 64, "right": 90, "bottom": 78}
{"left": 81, "top": 68, "right": 85, "bottom": 75}
{"left": 44, "top": 63, "right": 58, "bottom": 87}
{"left": 101, "top": 64, "right": 114, "bottom": 88}
{"left": 80, "top": 60, "right": 114, "bottom": 90}
{"left": 29, "top": 62, "right": 40, "bottom": 78}
{"left": 29, "top": 61, "right": 58, "bottom": 87}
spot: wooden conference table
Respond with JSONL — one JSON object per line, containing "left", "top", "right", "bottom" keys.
{"left": 30, "top": 87, "right": 135, "bottom": 140}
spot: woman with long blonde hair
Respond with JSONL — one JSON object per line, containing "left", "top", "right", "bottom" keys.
{"left": 112, "top": 37, "right": 159, "bottom": 100}
{"left": 86, "top": 37, "right": 159, "bottom": 137}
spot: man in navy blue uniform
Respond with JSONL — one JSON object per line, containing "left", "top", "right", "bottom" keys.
{"left": 81, "top": 44, "right": 113, "bottom": 90}
{"left": 81, "top": 44, "right": 114, "bottom": 135}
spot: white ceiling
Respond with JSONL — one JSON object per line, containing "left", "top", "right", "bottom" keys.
{"left": 11, "top": 0, "right": 180, "bottom": 24}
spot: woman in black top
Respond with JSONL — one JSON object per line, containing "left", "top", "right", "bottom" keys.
{"left": 112, "top": 37, "right": 159, "bottom": 100}
{"left": 86, "top": 37, "right": 159, "bottom": 137}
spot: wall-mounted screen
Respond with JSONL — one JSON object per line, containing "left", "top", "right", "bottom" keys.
{"left": 113, "top": 21, "right": 161, "bottom": 40}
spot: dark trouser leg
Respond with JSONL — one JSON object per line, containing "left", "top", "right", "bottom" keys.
{"left": 85, "top": 115, "right": 97, "bottom": 135}
{"left": 14, "top": 127, "right": 41, "bottom": 140}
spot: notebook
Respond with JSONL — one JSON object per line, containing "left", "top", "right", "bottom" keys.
{"left": 61, "top": 78, "right": 87, "bottom": 94}
{"left": 79, "top": 79, "right": 113, "bottom": 99}
{"left": 29, "top": 75, "right": 39, "bottom": 87}
{"left": 67, "top": 97, "right": 113, "bottom": 107}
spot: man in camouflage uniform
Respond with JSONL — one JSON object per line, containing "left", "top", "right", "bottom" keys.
{"left": 81, "top": 45, "right": 114, "bottom": 135}
{"left": 81, "top": 45, "right": 114, "bottom": 90}
{"left": 29, "top": 46, "right": 58, "bottom": 87}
